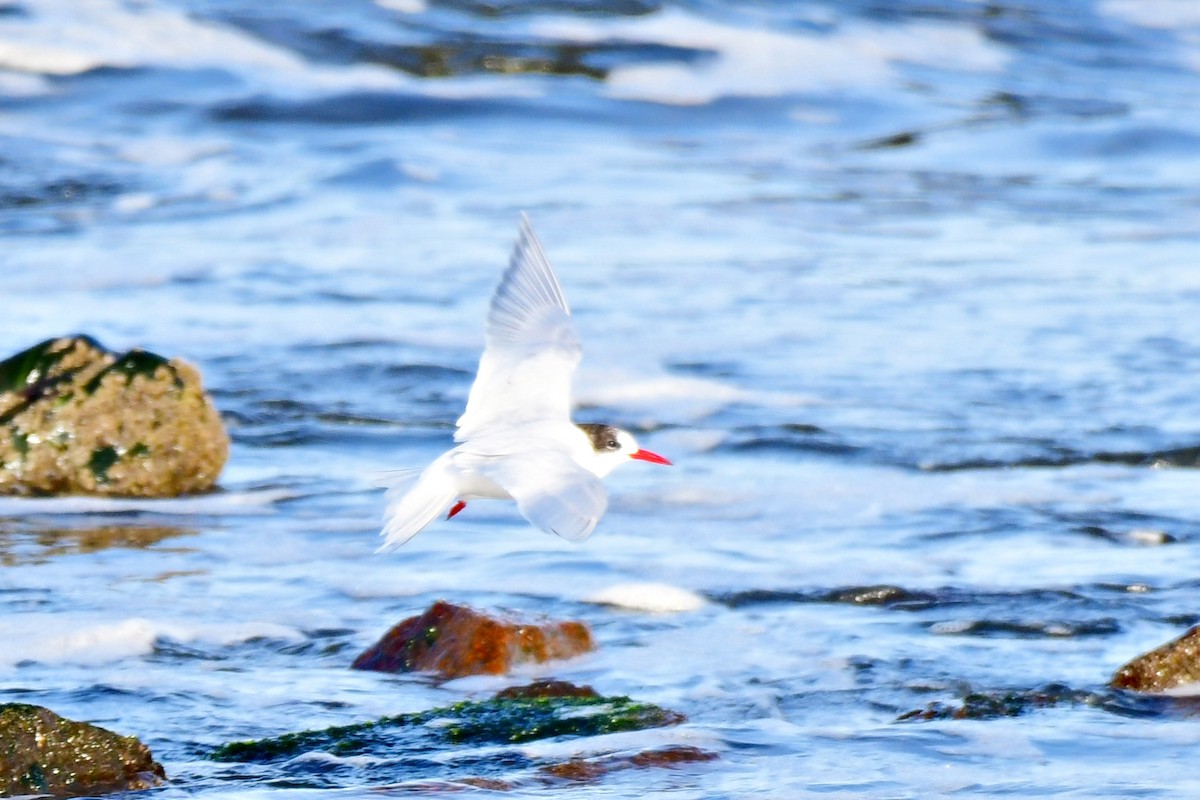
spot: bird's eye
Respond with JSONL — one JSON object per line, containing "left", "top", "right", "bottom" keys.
{"left": 605, "top": 439, "right": 619, "bottom": 450}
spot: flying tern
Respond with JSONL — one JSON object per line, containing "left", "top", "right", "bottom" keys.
{"left": 380, "top": 216, "right": 671, "bottom": 549}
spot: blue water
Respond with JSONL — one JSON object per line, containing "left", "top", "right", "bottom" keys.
{"left": 5, "top": 0, "right": 1200, "bottom": 796}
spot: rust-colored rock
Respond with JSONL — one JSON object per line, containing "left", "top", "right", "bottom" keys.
{"left": 1111, "top": 625, "right": 1200, "bottom": 692}
{"left": 351, "top": 601, "right": 594, "bottom": 678}
{"left": 538, "top": 746, "right": 718, "bottom": 784}
{"left": 0, "top": 335, "right": 228, "bottom": 497}
{"left": 494, "top": 680, "right": 599, "bottom": 700}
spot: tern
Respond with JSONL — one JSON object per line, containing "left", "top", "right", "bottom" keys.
{"left": 380, "top": 216, "right": 671, "bottom": 549}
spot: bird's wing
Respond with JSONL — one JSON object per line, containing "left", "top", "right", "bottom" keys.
{"left": 455, "top": 215, "right": 582, "bottom": 442}
{"left": 472, "top": 447, "right": 608, "bottom": 542}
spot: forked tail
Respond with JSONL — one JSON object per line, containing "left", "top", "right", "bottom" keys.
{"left": 378, "top": 466, "right": 457, "bottom": 551}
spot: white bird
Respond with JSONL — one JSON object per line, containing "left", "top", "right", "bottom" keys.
{"left": 380, "top": 215, "right": 671, "bottom": 549}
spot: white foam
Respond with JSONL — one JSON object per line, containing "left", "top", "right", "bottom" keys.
{"left": 0, "top": 488, "right": 292, "bottom": 517}
{"left": 0, "top": 615, "right": 303, "bottom": 668}
{"left": 575, "top": 371, "right": 811, "bottom": 422}
{"left": 1101, "top": 0, "right": 1200, "bottom": 29}
{"left": 0, "top": 0, "right": 403, "bottom": 92}
{"left": 533, "top": 9, "right": 1008, "bottom": 104}
{"left": 375, "top": 0, "right": 428, "bottom": 14}
{"left": 584, "top": 582, "right": 707, "bottom": 613}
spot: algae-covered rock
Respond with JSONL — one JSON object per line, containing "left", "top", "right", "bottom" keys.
{"left": 209, "top": 683, "right": 700, "bottom": 790}
{"left": 0, "top": 335, "right": 227, "bottom": 497}
{"left": 1111, "top": 625, "right": 1200, "bottom": 692}
{"left": 351, "top": 600, "right": 594, "bottom": 678}
{"left": 0, "top": 703, "right": 165, "bottom": 797}
{"left": 211, "top": 683, "right": 685, "bottom": 763}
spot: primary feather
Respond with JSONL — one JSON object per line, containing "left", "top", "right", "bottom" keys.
{"left": 455, "top": 215, "right": 581, "bottom": 441}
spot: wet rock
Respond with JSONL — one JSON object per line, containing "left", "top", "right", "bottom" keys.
{"left": 0, "top": 335, "right": 228, "bottom": 497}
{"left": 716, "top": 584, "right": 937, "bottom": 609}
{"left": 898, "top": 683, "right": 1095, "bottom": 721}
{"left": 211, "top": 686, "right": 686, "bottom": 763}
{"left": 1111, "top": 625, "right": 1200, "bottom": 692}
{"left": 494, "top": 679, "right": 599, "bottom": 700}
{"left": 351, "top": 600, "right": 594, "bottom": 678}
{"left": 0, "top": 703, "right": 165, "bottom": 797}
{"left": 539, "top": 746, "right": 718, "bottom": 784}
{"left": 821, "top": 584, "right": 936, "bottom": 606}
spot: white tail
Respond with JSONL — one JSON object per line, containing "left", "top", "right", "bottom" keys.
{"left": 377, "top": 465, "right": 457, "bottom": 551}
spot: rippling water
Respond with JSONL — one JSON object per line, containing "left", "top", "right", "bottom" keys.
{"left": 5, "top": 0, "right": 1200, "bottom": 797}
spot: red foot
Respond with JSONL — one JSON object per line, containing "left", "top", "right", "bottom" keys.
{"left": 447, "top": 500, "right": 466, "bottom": 519}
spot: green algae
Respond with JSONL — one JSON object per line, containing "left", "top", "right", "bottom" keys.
{"left": 0, "top": 337, "right": 93, "bottom": 426}
{"left": 212, "top": 694, "right": 685, "bottom": 763}
{"left": 0, "top": 336, "right": 87, "bottom": 392}
{"left": 82, "top": 349, "right": 179, "bottom": 394}
{"left": 88, "top": 445, "right": 120, "bottom": 482}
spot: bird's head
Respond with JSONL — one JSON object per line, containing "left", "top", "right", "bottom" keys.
{"left": 577, "top": 423, "right": 672, "bottom": 478}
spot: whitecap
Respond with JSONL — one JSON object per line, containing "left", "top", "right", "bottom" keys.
{"left": 532, "top": 9, "right": 1008, "bottom": 105}
{"left": 0, "top": 488, "right": 292, "bottom": 517}
{"left": 0, "top": 615, "right": 305, "bottom": 668}
{"left": 575, "top": 370, "right": 812, "bottom": 423}
{"left": 0, "top": 0, "right": 404, "bottom": 92}
{"left": 1101, "top": 0, "right": 1200, "bottom": 29}
{"left": 584, "top": 582, "right": 707, "bottom": 613}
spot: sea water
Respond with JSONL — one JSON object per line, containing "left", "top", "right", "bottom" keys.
{"left": 4, "top": 1, "right": 1200, "bottom": 797}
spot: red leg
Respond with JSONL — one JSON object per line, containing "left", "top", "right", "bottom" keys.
{"left": 447, "top": 500, "right": 466, "bottom": 519}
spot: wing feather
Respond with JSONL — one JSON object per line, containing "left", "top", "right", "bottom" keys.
{"left": 474, "top": 448, "right": 607, "bottom": 542}
{"left": 455, "top": 216, "right": 581, "bottom": 441}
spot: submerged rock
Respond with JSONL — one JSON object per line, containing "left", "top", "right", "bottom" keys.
{"left": 211, "top": 682, "right": 685, "bottom": 763}
{"left": 0, "top": 335, "right": 227, "bottom": 497}
{"left": 897, "top": 684, "right": 1096, "bottom": 721}
{"left": 210, "top": 683, "right": 704, "bottom": 790}
{"left": 494, "top": 679, "right": 599, "bottom": 700}
{"left": 539, "top": 745, "right": 718, "bottom": 784}
{"left": 0, "top": 703, "right": 165, "bottom": 797}
{"left": 1111, "top": 625, "right": 1200, "bottom": 692}
{"left": 351, "top": 600, "right": 594, "bottom": 678}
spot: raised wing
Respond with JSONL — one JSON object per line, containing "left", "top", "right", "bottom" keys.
{"left": 455, "top": 216, "right": 582, "bottom": 441}
{"left": 475, "top": 448, "right": 608, "bottom": 542}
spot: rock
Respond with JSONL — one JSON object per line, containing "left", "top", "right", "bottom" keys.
{"left": 210, "top": 684, "right": 686, "bottom": 763}
{"left": 820, "top": 584, "right": 936, "bottom": 606}
{"left": 897, "top": 684, "right": 1095, "bottom": 721}
{"left": 1111, "top": 625, "right": 1200, "bottom": 692}
{"left": 351, "top": 600, "right": 594, "bottom": 678}
{"left": 539, "top": 746, "right": 718, "bottom": 784}
{"left": 0, "top": 335, "right": 228, "bottom": 497}
{"left": 715, "top": 584, "right": 938, "bottom": 609}
{"left": 0, "top": 703, "right": 165, "bottom": 797}
{"left": 494, "top": 679, "right": 599, "bottom": 700}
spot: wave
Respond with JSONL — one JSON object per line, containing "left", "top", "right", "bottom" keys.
{"left": 533, "top": 8, "right": 1008, "bottom": 104}
{"left": 0, "top": 615, "right": 304, "bottom": 668}
{"left": 0, "top": 0, "right": 404, "bottom": 91}
{"left": 0, "top": 488, "right": 292, "bottom": 517}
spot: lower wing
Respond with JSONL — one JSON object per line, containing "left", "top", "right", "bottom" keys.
{"left": 474, "top": 449, "right": 608, "bottom": 542}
